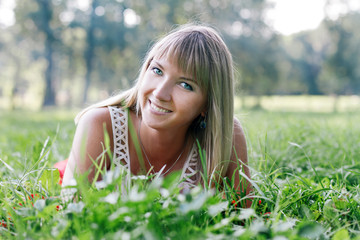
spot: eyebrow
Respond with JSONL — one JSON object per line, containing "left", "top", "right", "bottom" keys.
{"left": 152, "top": 60, "right": 195, "bottom": 82}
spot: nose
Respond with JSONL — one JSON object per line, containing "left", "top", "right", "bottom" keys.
{"left": 152, "top": 79, "right": 172, "bottom": 102}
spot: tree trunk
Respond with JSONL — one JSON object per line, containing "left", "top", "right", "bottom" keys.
{"left": 43, "top": 37, "right": 55, "bottom": 106}
{"left": 83, "top": 0, "right": 98, "bottom": 104}
{"left": 35, "top": 0, "right": 56, "bottom": 107}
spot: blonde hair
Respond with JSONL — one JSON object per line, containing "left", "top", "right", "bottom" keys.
{"left": 76, "top": 23, "right": 234, "bottom": 184}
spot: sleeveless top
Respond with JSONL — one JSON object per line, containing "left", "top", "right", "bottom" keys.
{"left": 108, "top": 106, "right": 201, "bottom": 191}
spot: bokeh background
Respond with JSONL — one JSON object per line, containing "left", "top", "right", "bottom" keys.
{"left": 0, "top": 0, "right": 359, "bottom": 111}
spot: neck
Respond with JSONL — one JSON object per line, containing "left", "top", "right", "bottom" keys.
{"left": 138, "top": 119, "right": 189, "bottom": 166}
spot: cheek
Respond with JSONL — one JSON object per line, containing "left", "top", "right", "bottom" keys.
{"left": 185, "top": 96, "right": 207, "bottom": 116}
{"left": 196, "top": 94, "right": 207, "bottom": 112}
{"left": 138, "top": 84, "right": 147, "bottom": 105}
{"left": 140, "top": 75, "right": 153, "bottom": 93}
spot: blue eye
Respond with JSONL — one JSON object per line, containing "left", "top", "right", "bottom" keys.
{"left": 152, "top": 67, "right": 163, "bottom": 76}
{"left": 180, "top": 82, "right": 193, "bottom": 91}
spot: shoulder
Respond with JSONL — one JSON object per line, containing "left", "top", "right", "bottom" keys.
{"left": 77, "top": 107, "right": 112, "bottom": 132}
{"left": 79, "top": 107, "right": 111, "bottom": 124}
{"left": 70, "top": 107, "right": 114, "bottom": 158}
{"left": 225, "top": 116, "right": 249, "bottom": 184}
{"left": 229, "top": 116, "right": 247, "bottom": 166}
{"left": 233, "top": 117, "right": 246, "bottom": 143}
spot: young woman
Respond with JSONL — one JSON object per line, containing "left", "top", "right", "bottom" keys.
{"left": 61, "top": 24, "right": 251, "bottom": 205}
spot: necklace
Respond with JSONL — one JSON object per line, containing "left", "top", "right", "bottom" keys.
{"left": 137, "top": 119, "right": 185, "bottom": 176}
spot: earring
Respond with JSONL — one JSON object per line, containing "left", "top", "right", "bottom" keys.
{"left": 199, "top": 116, "right": 207, "bottom": 129}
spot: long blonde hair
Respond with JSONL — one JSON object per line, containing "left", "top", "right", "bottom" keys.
{"left": 76, "top": 23, "right": 234, "bottom": 184}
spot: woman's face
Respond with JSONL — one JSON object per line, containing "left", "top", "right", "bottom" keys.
{"left": 139, "top": 56, "right": 207, "bottom": 133}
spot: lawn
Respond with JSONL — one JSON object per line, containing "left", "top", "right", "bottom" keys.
{"left": 0, "top": 108, "right": 359, "bottom": 239}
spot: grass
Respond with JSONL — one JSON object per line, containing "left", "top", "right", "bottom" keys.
{"left": 235, "top": 95, "right": 360, "bottom": 112}
{"left": 1, "top": 108, "right": 360, "bottom": 239}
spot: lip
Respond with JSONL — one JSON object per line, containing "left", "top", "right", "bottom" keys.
{"left": 148, "top": 99, "right": 172, "bottom": 114}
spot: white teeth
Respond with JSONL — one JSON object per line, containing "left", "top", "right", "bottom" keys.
{"left": 150, "top": 102, "right": 171, "bottom": 113}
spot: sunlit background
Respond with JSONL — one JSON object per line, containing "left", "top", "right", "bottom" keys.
{"left": 0, "top": 0, "right": 359, "bottom": 111}
{"left": 266, "top": 0, "right": 360, "bottom": 35}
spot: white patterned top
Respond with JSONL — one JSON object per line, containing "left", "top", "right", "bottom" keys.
{"left": 108, "top": 106, "right": 201, "bottom": 191}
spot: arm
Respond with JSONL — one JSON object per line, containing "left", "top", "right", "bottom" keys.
{"left": 62, "top": 107, "right": 113, "bottom": 187}
{"left": 225, "top": 117, "right": 252, "bottom": 208}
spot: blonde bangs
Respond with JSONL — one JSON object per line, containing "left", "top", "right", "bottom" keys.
{"left": 148, "top": 29, "right": 212, "bottom": 94}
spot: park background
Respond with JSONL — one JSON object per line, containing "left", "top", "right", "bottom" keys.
{"left": 1, "top": 0, "right": 360, "bottom": 239}
{"left": 0, "top": 0, "right": 360, "bottom": 111}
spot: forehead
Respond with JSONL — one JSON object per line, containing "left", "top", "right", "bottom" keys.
{"left": 151, "top": 56, "right": 193, "bottom": 78}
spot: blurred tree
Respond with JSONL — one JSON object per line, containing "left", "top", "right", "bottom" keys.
{"left": 83, "top": 0, "right": 98, "bottom": 104}
{"left": 294, "top": 35, "right": 322, "bottom": 95}
{"left": 0, "top": 29, "right": 27, "bottom": 110}
{"left": 320, "top": 12, "right": 360, "bottom": 95}
{"left": 2, "top": 0, "right": 360, "bottom": 111}
{"left": 32, "top": 0, "right": 57, "bottom": 106}
{"left": 219, "top": 0, "right": 280, "bottom": 106}
{"left": 231, "top": 35, "right": 280, "bottom": 96}
{"left": 65, "top": 0, "right": 137, "bottom": 104}
{"left": 4, "top": 1, "right": 49, "bottom": 109}
{"left": 282, "top": 31, "right": 328, "bottom": 95}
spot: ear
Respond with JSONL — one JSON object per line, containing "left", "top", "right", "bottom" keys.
{"left": 200, "top": 111, "right": 206, "bottom": 117}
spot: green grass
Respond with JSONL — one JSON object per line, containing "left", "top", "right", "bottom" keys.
{"left": 1, "top": 109, "right": 360, "bottom": 239}
{"left": 235, "top": 95, "right": 360, "bottom": 112}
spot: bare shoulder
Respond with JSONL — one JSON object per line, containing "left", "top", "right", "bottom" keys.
{"left": 233, "top": 117, "right": 246, "bottom": 144}
{"left": 225, "top": 116, "right": 250, "bottom": 192}
{"left": 77, "top": 107, "right": 112, "bottom": 130}
{"left": 229, "top": 116, "right": 248, "bottom": 167}
{"left": 66, "top": 107, "right": 114, "bottom": 183}
{"left": 79, "top": 107, "right": 111, "bottom": 124}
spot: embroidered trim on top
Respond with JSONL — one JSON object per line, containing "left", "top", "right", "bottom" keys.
{"left": 179, "top": 144, "right": 201, "bottom": 190}
{"left": 108, "top": 106, "right": 130, "bottom": 169}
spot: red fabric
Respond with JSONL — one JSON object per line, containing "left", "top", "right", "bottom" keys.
{"left": 54, "top": 159, "right": 68, "bottom": 184}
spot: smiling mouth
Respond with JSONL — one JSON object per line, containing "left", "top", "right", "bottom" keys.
{"left": 149, "top": 100, "right": 172, "bottom": 113}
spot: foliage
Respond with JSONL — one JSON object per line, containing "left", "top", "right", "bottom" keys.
{"left": 1, "top": 109, "right": 360, "bottom": 239}
{"left": 319, "top": 13, "right": 360, "bottom": 95}
{"left": 1, "top": 0, "right": 359, "bottom": 110}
